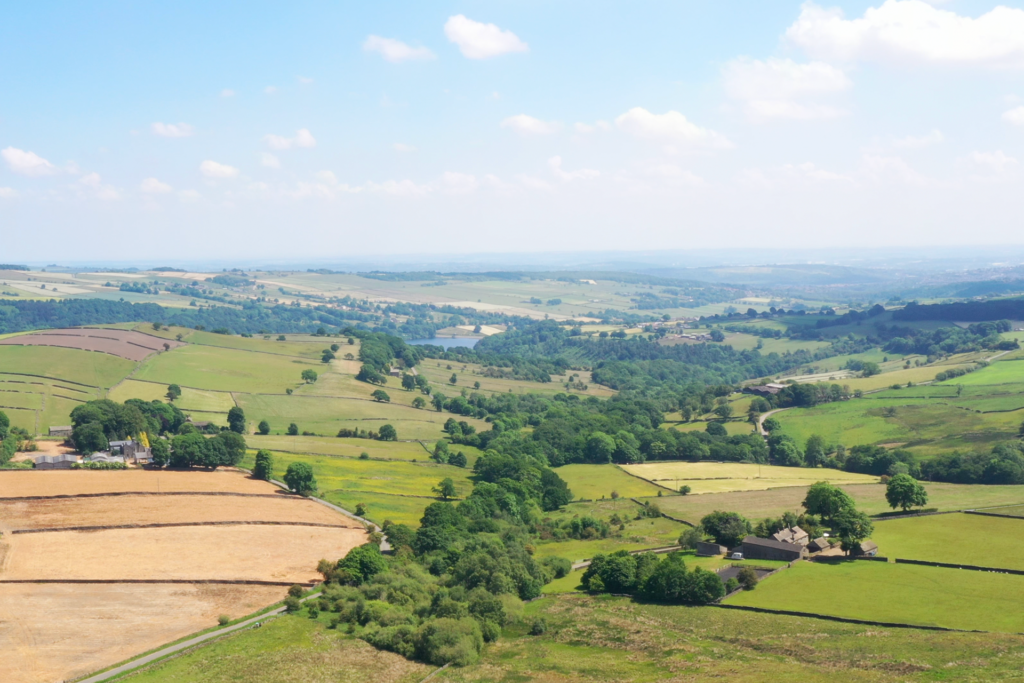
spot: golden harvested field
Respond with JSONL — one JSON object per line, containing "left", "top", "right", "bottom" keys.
{"left": 0, "top": 494, "right": 355, "bottom": 532}
{"left": 0, "top": 469, "right": 368, "bottom": 683}
{"left": 3, "top": 525, "right": 365, "bottom": 582}
{"left": 0, "top": 469, "right": 277, "bottom": 497}
{"left": 621, "top": 461, "right": 878, "bottom": 494}
{"left": 0, "top": 583, "right": 283, "bottom": 683}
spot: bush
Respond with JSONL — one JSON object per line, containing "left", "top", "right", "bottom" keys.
{"left": 541, "top": 556, "right": 572, "bottom": 579}
{"left": 217, "top": 614, "right": 230, "bottom": 626}
{"left": 725, "top": 578, "right": 739, "bottom": 593}
{"left": 414, "top": 617, "right": 484, "bottom": 667}
{"left": 288, "top": 584, "right": 305, "bottom": 598}
{"left": 679, "top": 485, "right": 692, "bottom": 495}
{"left": 737, "top": 567, "right": 759, "bottom": 590}
{"left": 284, "top": 596, "right": 301, "bottom": 612}
{"left": 529, "top": 618, "right": 547, "bottom": 635}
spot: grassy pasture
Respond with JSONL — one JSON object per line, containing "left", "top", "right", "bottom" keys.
{"left": 108, "top": 379, "right": 236, "bottom": 414}
{"left": 987, "top": 504, "right": 1024, "bottom": 517}
{"left": 622, "top": 461, "right": 876, "bottom": 495}
{"left": 108, "top": 609, "right": 431, "bottom": 683}
{"left": 554, "top": 464, "right": 669, "bottom": 500}
{"left": 0, "top": 345, "right": 135, "bottom": 389}
{"left": 663, "top": 419, "right": 757, "bottom": 437}
{"left": 871, "top": 513, "right": 1024, "bottom": 569}
{"left": 235, "top": 393, "right": 480, "bottom": 441}
{"left": 416, "top": 359, "right": 616, "bottom": 398}
{"left": 242, "top": 451, "right": 472, "bottom": 500}
{"left": 132, "top": 344, "right": 323, "bottom": 394}
{"left": 774, "top": 398, "right": 1023, "bottom": 458}
{"left": 535, "top": 499, "right": 689, "bottom": 561}
{"left": 184, "top": 330, "right": 335, "bottom": 360}
{"left": 245, "top": 434, "right": 460, "bottom": 462}
{"left": 650, "top": 482, "right": 1024, "bottom": 525}
{"left": 945, "top": 358, "right": 1024, "bottom": 385}
{"left": 0, "top": 372, "right": 104, "bottom": 434}
{"left": 727, "top": 560, "right": 1024, "bottom": 633}
{"left": 723, "top": 334, "right": 830, "bottom": 355}
{"left": 324, "top": 490, "right": 429, "bottom": 527}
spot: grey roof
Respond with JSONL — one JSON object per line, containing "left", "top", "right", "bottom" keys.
{"left": 771, "top": 526, "right": 809, "bottom": 544}
{"left": 742, "top": 536, "right": 806, "bottom": 553}
{"left": 858, "top": 540, "right": 879, "bottom": 552}
{"left": 808, "top": 537, "right": 830, "bottom": 551}
{"left": 34, "top": 454, "right": 78, "bottom": 464}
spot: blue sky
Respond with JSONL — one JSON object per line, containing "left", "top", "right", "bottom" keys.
{"left": 3, "top": 1, "right": 1024, "bottom": 262}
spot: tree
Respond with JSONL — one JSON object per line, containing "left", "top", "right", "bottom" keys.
{"left": 713, "top": 404, "right": 733, "bottom": 420}
{"left": 149, "top": 437, "right": 169, "bottom": 467}
{"left": 449, "top": 373, "right": 457, "bottom": 385}
{"left": 0, "top": 409, "right": 10, "bottom": 442}
{"left": 284, "top": 461, "right": 317, "bottom": 495}
{"left": 802, "top": 481, "right": 854, "bottom": 525}
{"left": 833, "top": 508, "right": 874, "bottom": 554}
{"left": 378, "top": 424, "right": 397, "bottom": 441}
{"left": 885, "top": 473, "right": 928, "bottom": 511}
{"left": 73, "top": 422, "right": 108, "bottom": 454}
{"left": 166, "top": 384, "right": 181, "bottom": 401}
{"left": 761, "top": 417, "right": 781, "bottom": 433}
{"left": 287, "top": 423, "right": 299, "bottom": 435}
{"left": 736, "top": 567, "right": 759, "bottom": 590}
{"left": 337, "top": 543, "right": 387, "bottom": 584}
{"left": 705, "top": 422, "right": 727, "bottom": 437}
{"left": 257, "top": 420, "right": 271, "bottom": 435}
{"left": 253, "top": 449, "right": 274, "bottom": 480}
{"left": 585, "top": 431, "right": 616, "bottom": 464}
{"left": 709, "top": 329, "right": 725, "bottom": 342}
{"left": 371, "top": 390, "right": 391, "bottom": 403}
{"left": 860, "top": 361, "right": 881, "bottom": 377}
{"left": 401, "top": 373, "right": 416, "bottom": 391}
{"left": 804, "top": 434, "right": 826, "bottom": 468}
{"left": 434, "top": 478, "right": 457, "bottom": 500}
{"left": 449, "top": 451, "right": 467, "bottom": 468}
{"left": 432, "top": 392, "right": 447, "bottom": 412}
{"left": 301, "top": 369, "right": 319, "bottom": 383}
{"left": 412, "top": 397, "right": 426, "bottom": 409}
{"left": 227, "top": 406, "right": 246, "bottom": 434}
{"left": 677, "top": 527, "right": 704, "bottom": 550}
{"left": 321, "top": 350, "right": 335, "bottom": 363}
{"left": 699, "top": 511, "right": 750, "bottom": 547}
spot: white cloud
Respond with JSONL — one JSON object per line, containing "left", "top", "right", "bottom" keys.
{"left": 78, "top": 173, "right": 120, "bottom": 200}
{"left": 786, "top": 0, "right": 1024, "bottom": 68}
{"left": 615, "top": 108, "right": 733, "bottom": 149}
{"left": 298, "top": 76, "right": 314, "bottom": 84}
{"left": 548, "top": 156, "right": 600, "bottom": 181}
{"left": 140, "top": 177, "right": 172, "bottom": 193}
{"left": 221, "top": 89, "right": 235, "bottom": 97}
{"left": 393, "top": 143, "right": 416, "bottom": 152}
{"left": 316, "top": 170, "right": 338, "bottom": 185}
{"left": 516, "top": 175, "right": 553, "bottom": 191}
{"left": 861, "top": 154, "right": 930, "bottom": 186}
{"left": 444, "top": 15, "right": 528, "bottom": 59}
{"left": 500, "top": 115, "right": 562, "bottom": 136}
{"left": 969, "top": 150, "right": 1018, "bottom": 173}
{"left": 200, "top": 160, "right": 239, "bottom": 178}
{"left": 893, "top": 129, "right": 945, "bottom": 148}
{"left": 261, "top": 153, "right": 280, "bottom": 168}
{"left": 723, "top": 58, "right": 850, "bottom": 122}
{"left": 151, "top": 122, "right": 194, "bottom": 138}
{"left": 2, "top": 147, "right": 58, "bottom": 176}
{"left": 366, "top": 179, "right": 431, "bottom": 197}
{"left": 574, "top": 121, "right": 611, "bottom": 134}
{"left": 440, "top": 172, "right": 479, "bottom": 194}
{"left": 0, "top": 187, "right": 18, "bottom": 198}
{"left": 363, "top": 35, "right": 436, "bottom": 63}
{"left": 264, "top": 129, "right": 317, "bottom": 150}
{"left": 178, "top": 189, "right": 201, "bottom": 202}
{"left": 264, "top": 86, "right": 277, "bottom": 94}
{"left": 1003, "top": 106, "right": 1024, "bottom": 125}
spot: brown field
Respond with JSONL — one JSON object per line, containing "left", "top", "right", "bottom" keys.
{"left": 2, "top": 525, "right": 366, "bottom": 582}
{"left": 0, "top": 493, "right": 357, "bottom": 532}
{"left": 0, "top": 328, "right": 185, "bottom": 361}
{"left": 0, "top": 468, "right": 278, "bottom": 497}
{"left": 0, "top": 469, "right": 367, "bottom": 683}
{"left": 0, "top": 583, "right": 283, "bottom": 683}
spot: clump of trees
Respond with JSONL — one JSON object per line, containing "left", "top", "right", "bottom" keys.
{"left": 580, "top": 551, "right": 725, "bottom": 604}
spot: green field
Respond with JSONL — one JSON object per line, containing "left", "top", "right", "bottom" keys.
{"left": 182, "top": 329, "right": 336, "bottom": 360}
{"left": 108, "top": 379, "right": 236, "bottom": 414}
{"left": 554, "top": 464, "right": 669, "bottom": 500}
{"left": 235, "top": 393, "right": 478, "bottom": 441}
{"left": 0, "top": 370, "right": 106, "bottom": 434}
{"left": 116, "top": 610, "right": 430, "bottom": 683}
{"left": 651, "top": 482, "right": 1024, "bottom": 525}
{"left": 324, "top": 490, "right": 431, "bottom": 527}
{"left": 944, "top": 359, "right": 1024, "bottom": 386}
{"left": 987, "top": 504, "right": 1024, "bottom": 517}
{"left": 242, "top": 451, "right": 472, "bottom": 500}
{"left": 727, "top": 560, "right": 1024, "bottom": 633}
{"left": 622, "top": 461, "right": 877, "bottom": 494}
{"left": 871, "top": 513, "right": 1024, "bottom": 569}
{"left": 132, "top": 344, "right": 323, "bottom": 393}
{"left": 122, "top": 594, "right": 1024, "bottom": 682}
{"left": 773, "top": 397, "right": 1023, "bottom": 458}
{"left": 0, "top": 345, "right": 135, "bottom": 389}
{"left": 245, "top": 434, "right": 456, "bottom": 462}
{"left": 416, "top": 359, "right": 616, "bottom": 398}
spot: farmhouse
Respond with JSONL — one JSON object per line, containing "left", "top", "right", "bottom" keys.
{"left": 696, "top": 541, "right": 728, "bottom": 557}
{"left": 743, "top": 383, "right": 788, "bottom": 397}
{"left": 740, "top": 536, "right": 808, "bottom": 562}
{"left": 34, "top": 454, "right": 79, "bottom": 469}
{"left": 856, "top": 540, "right": 879, "bottom": 557}
{"left": 48, "top": 425, "right": 73, "bottom": 437}
{"left": 771, "top": 526, "right": 809, "bottom": 546}
{"left": 109, "top": 440, "right": 152, "bottom": 464}
{"left": 808, "top": 537, "right": 831, "bottom": 553}
{"left": 86, "top": 453, "right": 125, "bottom": 464}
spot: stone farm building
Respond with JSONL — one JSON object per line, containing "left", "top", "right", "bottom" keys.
{"left": 740, "top": 536, "right": 809, "bottom": 562}
{"left": 48, "top": 425, "right": 73, "bottom": 438}
{"left": 696, "top": 541, "right": 728, "bottom": 557}
{"left": 771, "top": 526, "right": 809, "bottom": 546}
{"left": 34, "top": 454, "right": 80, "bottom": 469}
{"left": 742, "top": 383, "right": 789, "bottom": 397}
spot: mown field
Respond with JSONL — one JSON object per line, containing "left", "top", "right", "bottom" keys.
{"left": 622, "top": 461, "right": 878, "bottom": 494}
{"left": 416, "top": 359, "right": 616, "bottom": 398}
{"left": 244, "top": 434, "right": 482, "bottom": 463}
{"left": 727, "top": 560, "right": 1024, "bottom": 633}
{"left": 132, "top": 344, "right": 323, "bottom": 394}
{"left": 122, "top": 594, "right": 1024, "bottom": 682}
{"left": 108, "top": 379, "right": 236, "bottom": 414}
{"left": 650, "top": 481, "right": 1024, "bottom": 524}
{"left": 0, "top": 345, "right": 135, "bottom": 389}
{"left": 871, "top": 513, "right": 1024, "bottom": 569}
{"left": 554, "top": 464, "right": 668, "bottom": 500}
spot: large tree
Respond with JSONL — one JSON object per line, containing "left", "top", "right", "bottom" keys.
{"left": 833, "top": 508, "right": 875, "bottom": 554}
{"left": 699, "top": 511, "right": 750, "bottom": 548}
{"left": 885, "top": 474, "right": 928, "bottom": 512}
{"left": 284, "top": 461, "right": 317, "bottom": 495}
{"left": 802, "top": 481, "right": 854, "bottom": 525}
{"left": 227, "top": 406, "right": 246, "bottom": 434}
{"left": 253, "top": 449, "right": 274, "bottom": 480}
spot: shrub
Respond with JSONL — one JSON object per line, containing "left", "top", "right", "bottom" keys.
{"left": 541, "top": 556, "right": 572, "bottom": 579}
{"left": 217, "top": 615, "right": 230, "bottom": 626}
{"left": 284, "top": 596, "right": 301, "bottom": 612}
{"left": 414, "top": 617, "right": 484, "bottom": 667}
{"left": 737, "top": 567, "right": 759, "bottom": 590}
{"left": 725, "top": 578, "right": 739, "bottom": 593}
{"left": 288, "top": 584, "right": 305, "bottom": 598}
{"left": 529, "top": 618, "right": 547, "bottom": 636}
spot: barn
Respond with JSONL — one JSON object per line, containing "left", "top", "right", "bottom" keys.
{"left": 740, "top": 536, "right": 808, "bottom": 562}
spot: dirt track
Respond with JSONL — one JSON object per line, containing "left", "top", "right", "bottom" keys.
{"left": 0, "top": 469, "right": 281, "bottom": 497}
{"left": 0, "top": 583, "right": 282, "bottom": 683}
{"left": 0, "top": 328, "right": 185, "bottom": 361}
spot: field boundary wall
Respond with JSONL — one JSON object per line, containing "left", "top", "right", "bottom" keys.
{"left": 0, "top": 578, "right": 313, "bottom": 586}
{"left": 0, "top": 490, "right": 288, "bottom": 502}
{"left": 892, "top": 557, "right": 1024, "bottom": 575}
{"left": 10, "top": 520, "right": 354, "bottom": 534}
{"left": 965, "top": 510, "right": 1024, "bottom": 521}
{"left": 712, "top": 603, "right": 987, "bottom": 633}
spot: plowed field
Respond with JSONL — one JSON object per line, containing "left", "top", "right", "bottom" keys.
{"left": 0, "top": 328, "right": 184, "bottom": 361}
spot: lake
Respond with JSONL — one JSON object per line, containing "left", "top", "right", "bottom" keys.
{"left": 408, "top": 337, "right": 480, "bottom": 349}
